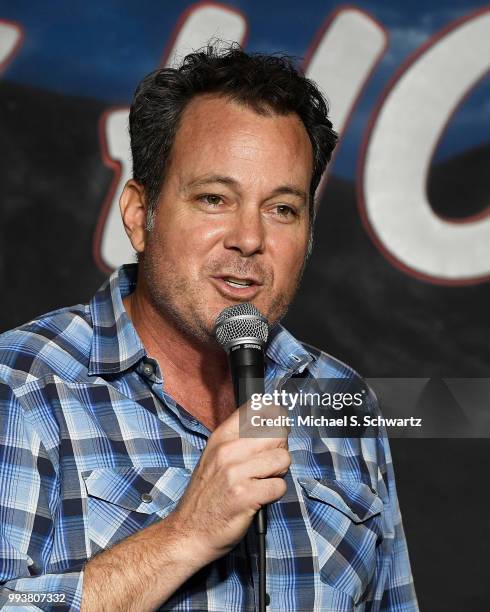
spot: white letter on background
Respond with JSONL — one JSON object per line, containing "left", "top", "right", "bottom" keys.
{"left": 0, "top": 20, "right": 23, "bottom": 72}
{"left": 305, "top": 7, "right": 386, "bottom": 189}
{"left": 97, "top": 4, "right": 247, "bottom": 271}
{"left": 361, "top": 10, "right": 490, "bottom": 283}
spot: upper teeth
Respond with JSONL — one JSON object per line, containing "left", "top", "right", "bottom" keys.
{"left": 225, "top": 278, "right": 252, "bottom": 286}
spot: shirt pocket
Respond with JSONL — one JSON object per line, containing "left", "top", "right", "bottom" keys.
{"left": 82, "top": 466, "right": 191, "bottom": 553}
{"left": 298, "top": 477, "right": 384, "bottom": 605}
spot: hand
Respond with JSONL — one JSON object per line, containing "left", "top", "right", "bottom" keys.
{"left": 168, "top": 400, "right": 291, "bottom": 566}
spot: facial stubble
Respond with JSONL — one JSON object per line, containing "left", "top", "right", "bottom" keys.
{"left": 141, "top": 231, "right": 308, "bottom": 346}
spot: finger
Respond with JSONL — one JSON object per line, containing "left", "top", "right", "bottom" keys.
{"left": 209, "top": 437, "right": 288, "bottom": 473}
{"left": 239, "top": 401, "right": 291, "bottom": 439}
{"left": 210, "top": 403, "right": 290, "bottom": 447}
{"left": 249, "top": 477, "right": 288, "bottom": 506}
{"left": 211, "top": 408, "right": 241, "bottom": 444}
{"left": 236, "top": 448, "right": 291, "bottom": 480}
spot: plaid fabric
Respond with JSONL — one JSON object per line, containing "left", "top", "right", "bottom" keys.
{"left": 0, "top": 264, "right": 418, "bottom": 611}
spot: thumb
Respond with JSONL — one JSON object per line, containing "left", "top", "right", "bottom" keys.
{"left": 209, "top": 405, "right": 240, "bottom": 445}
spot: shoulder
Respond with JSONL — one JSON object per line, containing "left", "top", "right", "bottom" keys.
{"left": 300, "top": 340, "right": 366, "bottom": 383}
{"left": 299, "top": 340, "right": 380, "bottom": 413}
{"left": 297, "top": 341, "right": 391, "bottom": 473}
{"left": 0, "top": 303, "right": 93, "bottom": 389}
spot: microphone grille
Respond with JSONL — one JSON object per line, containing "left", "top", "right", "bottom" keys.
{"left": 214, "top": 303, "right": 269, "bottom": 350}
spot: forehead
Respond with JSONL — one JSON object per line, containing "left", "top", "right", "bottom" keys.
{"left": 167, "top": 95, "right": 313, "bottom": 189}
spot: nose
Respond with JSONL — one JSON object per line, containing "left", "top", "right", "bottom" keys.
{"left": 223, "top": 203, "right": 265, "bottom": 256}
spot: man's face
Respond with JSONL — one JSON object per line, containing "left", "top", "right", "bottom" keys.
{"left": 141, "top": 94, "right": 313, "bottom": 344}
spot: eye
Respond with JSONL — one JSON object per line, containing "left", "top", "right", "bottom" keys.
{"left": 274, "top": 204, "right": 297, "bottom": 218}
{"left": 199, "top": 194, "right": 223, "bottom": 207}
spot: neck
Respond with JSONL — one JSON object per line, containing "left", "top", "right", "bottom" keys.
{"left": 122, "top": 285, "right": 235, "bottom": 430}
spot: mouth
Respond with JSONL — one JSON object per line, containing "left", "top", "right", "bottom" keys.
{"left": 223, "top": 277, "right": 254, "bottom": 287}
{"left": 210, "top": 275, "right": 263, "bottom": 299}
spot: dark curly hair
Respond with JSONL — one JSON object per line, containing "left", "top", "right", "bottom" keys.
{"left": 129, "top": 44, "right": 337, "bottom": 234}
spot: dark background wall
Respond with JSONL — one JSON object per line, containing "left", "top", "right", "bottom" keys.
{"left": 1, "top": 2, "right": 489, "bottom": 609}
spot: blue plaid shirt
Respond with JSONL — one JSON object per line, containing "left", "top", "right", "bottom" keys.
{"left": 0, "top": 264, "right": 417, "bottom": 611}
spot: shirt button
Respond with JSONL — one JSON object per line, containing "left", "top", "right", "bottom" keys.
{"left": 142, "top": 363, "right": 154, "bottom": 377}
{"left": 141, "top": 493, "right": 153, "bottom": 503}
{"left": 265, "top": 593, "right": 270, "bottom": 606}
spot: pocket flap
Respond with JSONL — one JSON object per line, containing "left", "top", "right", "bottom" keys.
{"left": 82, "top": 466, "right": 191, "bottom": 515}
{"left": 298, "top": 478, "right": 383, "bottom": 523}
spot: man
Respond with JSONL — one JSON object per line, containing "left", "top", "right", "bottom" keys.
{"left": 0, "top": 46, "right": 418, "bottom": 611}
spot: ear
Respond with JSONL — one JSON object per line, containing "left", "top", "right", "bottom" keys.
{"left": 119, "top": 180, "right": 148, "bottom": 253}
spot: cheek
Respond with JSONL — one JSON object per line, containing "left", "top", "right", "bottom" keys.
{"left": 269, "top": 232, "right": 308, "bottom": 283}
{"left": 155, "top": 214, "right": 223, "bottom": 260}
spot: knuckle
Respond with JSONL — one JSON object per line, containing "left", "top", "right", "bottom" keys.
{"left": 270, "top": 478, "right": 287, "bottom": 499}
{"left": 213, "top": 441, "right": 234, "bottom": 469}
{"left": 228, "top": 481, "right": 244, "bottom": 501}
{"left": 223, "top": 463, "right": 239, "bottom": 486}
{"left": 276, "top": 448, "right": 291, "bottom": 467}
{"left": 277, "top": 478, "right": 288, "bottom": 496}
{"left": 275, "top": 438, "right": 289, "bottom": 451}
{"left": 266, "top": 433, "right": 288, "bottom": 447}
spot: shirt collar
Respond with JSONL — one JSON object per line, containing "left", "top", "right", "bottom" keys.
{"left": 88, "top": 264, "right": 146, "bottom": 375}
{"left": 265, "top": 322, "right": 314, "bottom": 374}
{"left": 88, "top": 263, "right": 315, "bottom": 376}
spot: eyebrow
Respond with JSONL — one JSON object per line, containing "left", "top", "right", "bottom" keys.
{"left": 184, "top": 175, "right": 238, "bottom": 191}
{"left": 269, "top": 185, "right": 307, "bottom": 202}
{"left": 183, "top": 174, "right": 307, "bottom": 203}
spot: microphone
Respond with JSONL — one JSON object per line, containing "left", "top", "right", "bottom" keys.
{"left": 214, "top": 302, "right": 268, "bottom": 408}
{"left": 214, "top": 302, "right": 269, "bottom": 612}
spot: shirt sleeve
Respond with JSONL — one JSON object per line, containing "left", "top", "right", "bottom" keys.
{"left": 0, "top": 381, "right": 84, "bottom": 611}
{"left": 366, "top": 390, "right": 419, "bottom": 612}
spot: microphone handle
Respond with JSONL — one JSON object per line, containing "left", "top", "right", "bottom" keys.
{"left": 228, "top": 345, "right": 267, "bottom": 536}
{"left": 228, "top": 343, "right": 268, "bottom": 611}
{"left": 229, "top": 344, "right": 265, "bottom": 404}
